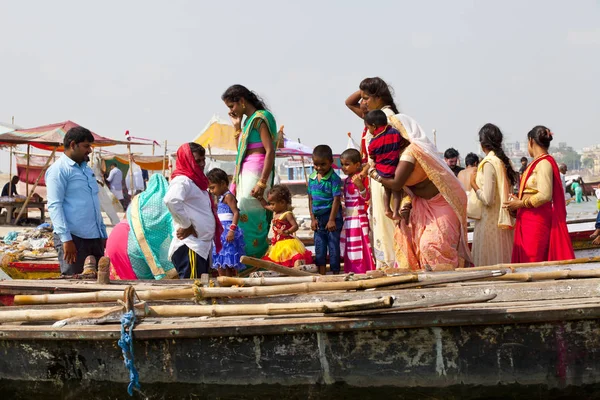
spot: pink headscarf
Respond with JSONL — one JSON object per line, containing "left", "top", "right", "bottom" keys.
{"left": 171, "top": 143, "right": 223, "bottom": 254}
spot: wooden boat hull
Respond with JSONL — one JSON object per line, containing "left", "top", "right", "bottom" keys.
{"left": 2, "top": 274, "right": 600, "bottom": 397}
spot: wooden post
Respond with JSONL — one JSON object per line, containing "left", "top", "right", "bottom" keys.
{"left": 25, "top": 144, "right": 30, "bottom": 195}
{"left": 127, "top": 144, "right": 134, "bottom": 197}
{"left": 162, "top": 140, "right": 168, "bottom": 176}
{"left": 8, "top": 146, "right": 13, "bottom": 198}
{"left": 297, "top": 137, "right": 309, "bottom": 185}
{"left": 15, "top": 148, "right": 57, "bottom": 223}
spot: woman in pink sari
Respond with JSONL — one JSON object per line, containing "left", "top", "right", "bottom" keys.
{"left": 370, "top": 114, "right": 472, "bottom": 270}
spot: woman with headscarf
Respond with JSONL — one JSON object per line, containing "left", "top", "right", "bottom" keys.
{"left": 164, "top": 143, "right": 223, "bottom": 279}
{"left": 222, "top": 85, "right": 277, "bottom": 258}
{"left": 106, "top": 174, "right": 178, "bottom": 280}
{"left": 371, "top": 114, "right": 472, "bottom": 270}
{"left": 345, "top": 77, "right": 399, "bottom": 269}
{"left": 504, "top": 126, "right": 574, "bottom": 263}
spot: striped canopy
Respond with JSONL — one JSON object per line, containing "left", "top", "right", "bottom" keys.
{"left": 0, "top": 120, "right": 142, "bottom": 151}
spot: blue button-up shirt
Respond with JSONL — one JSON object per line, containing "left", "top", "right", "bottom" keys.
{"left": 46, "top": 153, "right": 107, "bottom": 242}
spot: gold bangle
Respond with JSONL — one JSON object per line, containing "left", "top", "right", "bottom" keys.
{"left": 256, "top": 180, "right": 267, "bottom": 189}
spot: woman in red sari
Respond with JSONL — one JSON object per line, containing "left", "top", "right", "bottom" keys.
{"left": 504, "top": 126, "right": 574, "bottom": 263}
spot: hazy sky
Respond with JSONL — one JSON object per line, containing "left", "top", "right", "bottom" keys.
{"left": 1, "top": 0, "right": 599, "bottom": 172}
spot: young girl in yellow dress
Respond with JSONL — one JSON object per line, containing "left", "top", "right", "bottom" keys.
{"left": 260, "top": 185, "right": 313, "bottom": 268}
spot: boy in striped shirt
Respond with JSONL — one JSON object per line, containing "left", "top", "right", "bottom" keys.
{"left": 365, "top": 109, "right": 409, "bottom": 221}
{"left": 308, "top": 145, "right": 343, "bottom": 275}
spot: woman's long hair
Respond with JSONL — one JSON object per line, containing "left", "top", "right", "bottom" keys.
{"left": 359, "top": 77, "right": 399, "bottom": 114}
{"left": 221, "top": 84, "right": 268, "bottom": 111}
{"left": 478, "top": 123, "right": 518, "bottom": 186}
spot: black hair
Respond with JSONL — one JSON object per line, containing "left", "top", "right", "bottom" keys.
{"left": 465, "top": 153, "right": 479, "bottom": 167}
{"left": 64, "top": 126, "right": 94, "bottom": 148}
{"left": 188, "top": 142, "right": 206, "bottom": 156}
{"left": 268, "top": 184, "right": 292, "bottom": 205}
{"left": 206, "top": 168, "right": 229, "bottom": 185}
{"left": 221, "top": 84, "right": 268, "bottom": 111}
{"left": 527, "top": 125, "right": 553, "bottom": 149}
{"left": 312, "top": 144, "right": 333, "bottom": 162}
{"left": 359, "top": 77, "right": 400, "bottom": 114}
{"left": 478, "top": 123, "right": 518, "bottom": 186}
{"left": 520, "top": 157, "right": 528, "bottom": 163}
{"left": 444, "top": 148, "right": 459, "bottom": 159}
{"left": 364, "top": 110, "right": 388, "bottom": 127}
{"left": 11, "top": 175, "right": 19, "bottom": 182}
{"left": 340, "top": 148, "right": 362, "bottom": 164}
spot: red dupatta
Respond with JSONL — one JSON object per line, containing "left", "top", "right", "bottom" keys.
{"left": 171, "top": 144, "right": 224, "bottom": 254}
{"left": 518, "top": 154, "right": 574, "bottom": 261}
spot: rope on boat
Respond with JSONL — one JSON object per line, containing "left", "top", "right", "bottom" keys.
{"left": 118, "top": 286, "right": 141, "bottom": 396}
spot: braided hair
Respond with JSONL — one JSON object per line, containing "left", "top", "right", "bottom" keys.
{"left": 478, "top": 123, "right": 518, "bottom": 186}
{"left": 221, "top": 84, "right": 268, "bottom": 111}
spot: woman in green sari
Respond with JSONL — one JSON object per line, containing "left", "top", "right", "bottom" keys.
{"left": 222, "top": 85, "right": 277, "bottom": 258}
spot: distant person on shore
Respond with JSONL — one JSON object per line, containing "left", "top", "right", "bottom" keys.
{"left": 46, "top": 126, "right": 107, "bottom": 275}
{"left": 1, "top": 176, "right": 19, "bottom": 197}
{"left": 164, "top": 143, "right": 223, "bottom": 279}
{"left": 519, "top": 157, "right": 529, "bottom": 175}
{"left": 558, "top": 163, "right": 569, "bottom": 200}
{"left": 458, "top": 153, "right": 480, "bottom": 192}
{"left": 504, "top": 126, "right": 574, "bottom": 262}
{"left": 308, "top": 145, "right": 343, "bottom": 275}
{"left": 444, "top": 148, "right": 463, "bottom": 176}
{"left": 106, "top": 164, "right": 125, "bottom": 209}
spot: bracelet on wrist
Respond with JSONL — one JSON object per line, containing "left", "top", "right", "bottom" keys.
{"left": 256, "top": 180, "right": 267, "bottom": 189}
{"left": 229, "top": 224, "right": 238, "bottom": 231}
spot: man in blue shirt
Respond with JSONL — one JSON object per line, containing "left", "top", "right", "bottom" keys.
{"left": 46, "top": 126, "right": 108, "bottom": 275}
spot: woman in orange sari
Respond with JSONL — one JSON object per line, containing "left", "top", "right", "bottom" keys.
{"left": 504, "top": 126, "right": 574, "bottom": 262}
{"left": 370, "top": 114, "right": 472, "bottom": 270}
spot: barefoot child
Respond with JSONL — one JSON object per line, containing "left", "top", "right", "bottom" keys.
{"left": 308, "top": 145, "right": 343, "bottom": 275}
{"left": 260, "top": 185, "right": 313, "bottom": 267}
{"left": 207, "top": 168, "right": 245, "bottom": 276}
{"left": 364, "top": 109, "right": 407, "bottom": 220}
{"left": 339, "top": 149, "right": 375, "bottom": 273}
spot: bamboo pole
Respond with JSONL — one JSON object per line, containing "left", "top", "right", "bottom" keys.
{"left": 378, "top": 270, "right": 506, "bottom": 290}
{"left": 25, "top": 144, "right": 30, "bottom": 196}
{"left": 127, "top": 143, "right": 134, "bottom": 197}
{"left": 0, "top": 297, "right": 394, "bottom": 323}
{"left": 218, "top": 273, "right": 383, "bottom": 287}
{"left": 241, "top": 256, "right": 316, "bottom": 276}
{"left": 492, "top": 268, "right": 600, "bottom": 282}
{"left": 15, "top": 147, "right": 57, "bottom": 223}
{"left": 162, "top": 140, "right": 168, "bottom": 176}
{"left": 457, "top": 256, "right": 600, "bottom": 272}
{"left": 327, "top": 293, "right": 497, "bottom": 317}
{"left": 14, "top": 275, "right": 418, "bottom": 305}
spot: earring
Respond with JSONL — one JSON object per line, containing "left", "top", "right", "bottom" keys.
{"left": 243, "top": 104, "right": 246, "bottom": 110}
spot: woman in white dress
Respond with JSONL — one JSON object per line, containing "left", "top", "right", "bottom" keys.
{"left": 469, "top": 123, "right": 518, "bottom": 266}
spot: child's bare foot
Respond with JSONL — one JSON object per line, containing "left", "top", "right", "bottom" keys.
{"left": 385, "top": 210, "right": 393, "bottom": 219}
{"left": 594, "top": 236, "right": 600, "bottom": 246}
{"left": 293, "top": 260, "right": 305, "bottom": 269}
{"left": 392, "top": 210, "right": 402, "bottom": 221}
{"left": 217, "top": 268, "right": 227, "bottom": 277}
{"left": 591, "top": 229, "right": 600, "bottom": 240}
